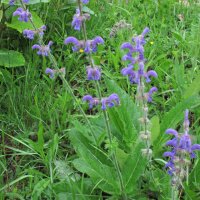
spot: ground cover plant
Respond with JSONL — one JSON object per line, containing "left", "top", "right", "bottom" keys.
{"left": 0, "top": 0, "right": 200, "bottom": 199}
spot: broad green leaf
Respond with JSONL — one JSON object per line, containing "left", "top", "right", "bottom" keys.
{"left": 54, "top": 160, "right": 80, "bottom": 182}
{"left": 173, "top": 59, "right": 185, "bottom": 93}
{"left": 2, "top": 0, "right": 51, "bottom": 5}
{"left": 122, "top": 142, "right": 147, "bottom": 194}
{"left": 184, "top": 75, "right": 200, "bottom": 99}
{"left": 69, "top": 126, "right": 120, "bottom": 194}
{"left": 6, "top": 11, "right": 43, "bottom": 33}
{"left": 31, "top": 179, "right": 50, "bottom": 200}
{"left": 0, "top": 49, "right": 25, "bottom": 67}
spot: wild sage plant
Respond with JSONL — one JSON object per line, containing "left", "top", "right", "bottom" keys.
{"left": 64, "top": 0, "right": 127, "bottom": 198}
{"left": 121, "top": 28, "right": 158, "bottom": 159}
{"left": 164, "top": 109, "right": 200, "bottom": 199}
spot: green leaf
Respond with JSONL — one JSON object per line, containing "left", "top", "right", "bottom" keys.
{"left": 122, "top": 142, "right": 147, "bottom": 194}
{"left": 2, "top": 0, "right": 51, "bottom": 5}
{"left": 6, "top": 11, "right": 43, "bottom": 33}
{"left": 0, "top": 49, "right": 25, "bottom": 67}
{"left": 184, "top": 75, "right": 200, "bottom": 99}
{"left": 31, "top": 179, "right": 50, "bottom": 200}
{"left": 69, "top": 126, "right": 120, "bottom": 194}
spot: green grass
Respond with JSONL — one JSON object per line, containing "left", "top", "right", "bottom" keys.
{"left": 0, "top": 0, "right": 200, "bottom": 199}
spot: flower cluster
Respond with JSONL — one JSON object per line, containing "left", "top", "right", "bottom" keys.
{"left": 11, "top": 1, "right": 55, "bottom": 61}
{"left": 86, "top": 66, "right": 101, "bottom": 80}
{"left": 64, "top": 36, "right": 104, "bottom": 53}
{"left": 72, "top": 9, "right": 90, "bottom": 31}
{"left": 83, "top": 94, "right": 120, "bottom": 110}
{"left": 121, "top": 28, "right": 158, "bottom": 158}
{"left": 32, "top": 41, "right": 53, "bottom": 56}
{"left": 23, "top": 25, "right": 46, "bottom": 40}
{"left": 164, "top": 110, "right": 200, "bottom": 186}
{"left": 45, "top": 67, "right": 66, "bottom": 79}
{"left": 121, "top": 28, "right": 158, "bottom": 102}
{"left": 13, "top": 7, "right": 32, "bottom": 22}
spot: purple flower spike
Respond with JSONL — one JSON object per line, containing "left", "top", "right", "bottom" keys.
{"left": 81, "top": 0, "right": 89, "bottom": 4}
{"left": 87, "top": 67, "right": 101, "bottom": 80}
{"left": 147, "top": 86, "right": 157, "bottom": 102}
{"left": 13, "top": 7, "right": 31, "bottom": 22}
{"left": 82, "top": 95, "right": 99, "bottom": 109}
{"left": 45, "top": 68, "right": 55, "bottom": 79}
{"left": 23, "top": 0, "right": 30, "bottom": 3}
{"left": 32, "top": 41, "right": 53, "bottom": 56}
{"left": 164, "top": 110, "right": 200, "bottom": 184}
{"left": 165, "top": 129, "right": 178, "bottom": 136}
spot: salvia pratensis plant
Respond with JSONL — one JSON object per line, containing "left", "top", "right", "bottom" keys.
{"left": 164, "top": 109, "right": 200, "bottom": 199}
{"left": 121, "top": 28, "right": 158, "bottom": 159}
{"left": 65, "top": 0, "right": 127, "bottom": 198}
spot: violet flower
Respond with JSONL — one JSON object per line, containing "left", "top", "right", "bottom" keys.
{"left": 45, "top": 67, "right": 66, "bottom": 79}
{"left": 32, "top": 41, "right": 53, "bottom": 56}
{"left": 81, "top": 0, "right": 89, "bottom": 4}
{"left": 13, "top": 7, "right": 31, "bottom": 22}
{"left": 87, "top": 66, "right": 101, "bottom": 80}
{"left": 45, "top": 68, "right": 55, "bottom": 79}
{"left": 72, "top": 9, "right": 90, "bottom": 31}
{"left": 101, "top": 94, "right": 120, "bottom": 110}
{"left": 23, "top": 25, "right": 46, "bottom": 40}
{"left": 64, "top": 36, "right": 104, "bottom": 53}
{"left": 82, "top": 95, "right": 100, "bottom": 109}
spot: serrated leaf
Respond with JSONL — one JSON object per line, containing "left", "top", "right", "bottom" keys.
{"left": 0, "top": 49, "right": 25, "bottom": 67}
{"left": 6, "top": 11, "right": 43, "bottom": 33}
{"left": 2, "top": 0, "right": 51, "bottom": 5}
